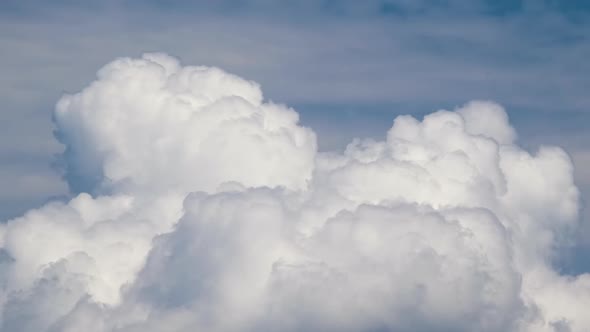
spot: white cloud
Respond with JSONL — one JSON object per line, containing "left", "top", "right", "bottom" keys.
{"left": 0, "top": 54, "right": 588, "bottom": 331}
{"left": 54, "top": 53, "right": 316, "bottom": 194}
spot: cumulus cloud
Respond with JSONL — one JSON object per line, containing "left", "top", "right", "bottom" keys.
{"left": 0, "top": 53, "right": 588, "bottom": 331}
{"left": 54, "top": 53, "right": 316, "bottom": 194}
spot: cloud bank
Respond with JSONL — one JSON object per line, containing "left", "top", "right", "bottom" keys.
{"left": 0, "top": 53, "right": 588, "bottom": 331}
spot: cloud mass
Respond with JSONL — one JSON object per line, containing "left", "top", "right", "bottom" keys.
{"left": 0, "top": 53, "right": 587, "bottom": 331}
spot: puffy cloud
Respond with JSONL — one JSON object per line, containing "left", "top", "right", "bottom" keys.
{"left": 54, "top": 53, "right": 316, "bottom": 194}
{"left": 0, "top": 53, "right": 588, "bottom": 331}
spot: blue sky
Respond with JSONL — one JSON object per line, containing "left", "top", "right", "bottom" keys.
{"left": 1, "top": 0, "right": 590, "bottom": 270}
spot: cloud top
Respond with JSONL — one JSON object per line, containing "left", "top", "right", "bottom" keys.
{"left": 54, "top": 53, "right": 317, "bottom": 194}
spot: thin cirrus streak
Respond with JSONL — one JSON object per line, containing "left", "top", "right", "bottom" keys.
{"left": 0, "top": 53, "right": 588, "bottom": 332}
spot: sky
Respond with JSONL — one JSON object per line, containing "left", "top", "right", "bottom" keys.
{"left": 1, "top": 1, "right": 590, "bottom": 331}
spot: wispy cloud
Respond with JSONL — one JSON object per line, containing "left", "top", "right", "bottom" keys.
{"left": 0, "top": 0, "right": 589, "bottom": 220}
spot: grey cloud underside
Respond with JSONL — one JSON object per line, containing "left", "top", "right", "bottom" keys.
{"left": 0, "top": 54, "right": 589, "bottom": 332}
